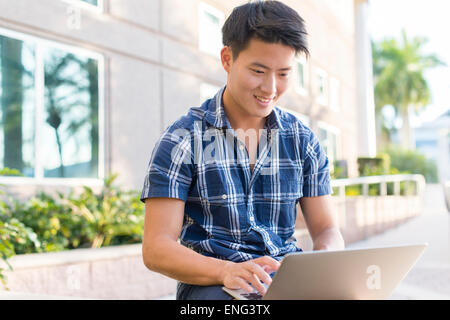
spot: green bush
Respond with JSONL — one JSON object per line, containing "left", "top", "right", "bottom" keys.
{"left": 10, "top": 192, "right": 90, "bottom": 253}
{"left": 0, "top": 208, "right": 40, "bottom": 288}
{"left": 382, "top": 147, "right": 438, "bottom": 183}
{"left": 62, "top": 174, "right": 145, "bottom": 248}
{"left": 0, "top": 173, "right": 144, "bottom": 257}
{"left": 0, "top": 167, "right": 23, "bottom": 177}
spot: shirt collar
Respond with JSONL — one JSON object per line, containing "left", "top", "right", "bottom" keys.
{"left": 205, "top": 85, "right": 284, "bottom": 131}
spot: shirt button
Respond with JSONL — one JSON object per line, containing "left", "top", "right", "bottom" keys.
{"left": 249, "top": 216, "right": 255, "bottom": 222}
{"left": 267, "top": 240, "right": 273, "bottom": 246}
{"left": 221, "top": 194, "right": 227, "bottom": 200}
{"left": 239, "top": 144, "right": 245, "bottom": 151}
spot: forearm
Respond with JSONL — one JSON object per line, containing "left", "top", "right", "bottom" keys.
{"left": 143, "top": 237, "right": 230, "bottom": 286}
{"left": 312, "top": 227, "right": 345, "bottom": 251}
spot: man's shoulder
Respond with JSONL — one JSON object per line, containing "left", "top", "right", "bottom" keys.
{"left": 274, "top": 106, "right": 313, "bottom": 137}
{"left": 165, "top": 100, "right": 210, "bottom": 133}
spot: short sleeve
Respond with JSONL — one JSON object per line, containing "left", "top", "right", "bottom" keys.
{"left": 302, "top": 129, "right": 332, "bottom": 197}
{"left": 140, "top": 125, "right": 194, "bottom": 203}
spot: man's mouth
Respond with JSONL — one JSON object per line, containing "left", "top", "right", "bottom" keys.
{"left": 254, "top": 95, "right": 274, "bottom": 103}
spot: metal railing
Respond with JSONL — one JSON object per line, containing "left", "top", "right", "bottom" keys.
{"left": 331, "top": 174, "right": 426, "bottom": 198}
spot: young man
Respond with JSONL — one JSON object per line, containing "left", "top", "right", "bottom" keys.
{"left": 141, "top": 1, "right": 344, "bottom": 300}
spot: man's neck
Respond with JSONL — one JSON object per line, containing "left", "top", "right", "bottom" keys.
{"left": 222, "top": 89, "right": 266, "bottom": 132}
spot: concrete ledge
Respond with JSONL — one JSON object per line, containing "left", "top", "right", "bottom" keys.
{"left": 1, "top": 244, "right": 177, "bottom": 300}
{"left": 1, "top": 243, "right": 143, "bottom": 269}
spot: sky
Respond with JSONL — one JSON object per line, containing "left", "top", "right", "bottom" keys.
{"left": 368, "top": 0, "right": 450, "bottom": 127}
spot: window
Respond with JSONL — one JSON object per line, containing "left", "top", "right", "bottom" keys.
{"left": 329, "top": 76, "right": 340, "bottom": 112}
{"left": 0, "top": 29, "right": 103, "bottom": 181}
{"left": 80, "top": 0, "right": 99, "bottom": 5}
{"left": 318, "top": 122, "right": 340, "bottom": 172}
{"left": 62, "top": 0, "right": 104, "bottom": 13}
{"left": 198, "top": 2, "right": 225, "bottom": 57}
{"left": 316, "top": 68, "right": 328, "bottom": 106}
{"left": 295, "top": 56, "right": 308, "bottom": 96}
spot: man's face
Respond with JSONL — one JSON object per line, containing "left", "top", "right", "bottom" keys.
{"left": 221, "top": 38, "right": 296, "bottom": 120}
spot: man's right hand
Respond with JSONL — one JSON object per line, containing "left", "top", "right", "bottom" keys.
{"left": 220, "top": 256, "right": 281, "bottom": 295}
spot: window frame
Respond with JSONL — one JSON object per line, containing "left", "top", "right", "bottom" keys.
{"left": 329, "top": 76, "right": 340, "bottom": 112}
{"left": 198, "top": 2, "right": 225, "bottom": 58}
{"left": 0, "top": 27, "right": 105, "bottom": 186}
{"left": 317, "top": 121, "right": 341, "bottom": 169}
{"left": 295, "top": 56, "right": 308, "bottom": 96}
{"left": 316, "top": 68, "right": 329, "bottom": 107}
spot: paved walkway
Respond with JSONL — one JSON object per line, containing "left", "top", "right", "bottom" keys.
{"left": 348, "top": 183, "right": 450, "bottom": 300}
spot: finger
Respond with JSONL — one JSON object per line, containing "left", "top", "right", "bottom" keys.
{"left": 243, "top": 265, "right": 271, "bottom": 295}
{"left": 246, "top": 262, "right": 272, "bottom": 286}
{"left": 240, "top": 269, "right": 266, "bottom": 295}
{"left": 250, "top": 272, "right": 268, "bottom": 295}
{"left": 233, "top": 276, "right": 254, "bottom": 293}
{"left": 254, "top": 256, "right": 281, "bottom": 271}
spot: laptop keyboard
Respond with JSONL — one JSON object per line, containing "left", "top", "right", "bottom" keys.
{"left": 241, "top": 292, "right": 263, "bottom": 300}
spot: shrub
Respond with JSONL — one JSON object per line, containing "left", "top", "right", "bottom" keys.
{"left": 1, "top": 174, "right": 144, "bottom": 254}
{"left": 0, "top": 167, "right": 23, "bottom": 177}
{"left": 62, "top": 174, "right": 145, "bottom": 248}
{"left": 0, "top": 209, "right": 41, "bottom": 288}
{"left": 382, "top": 147, "right": 438, "bottom": 183}
{"left": 10, "top": 192, "right": 90, "bottom": 253}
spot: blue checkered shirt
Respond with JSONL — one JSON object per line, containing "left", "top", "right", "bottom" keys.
{"left": 141, "top": 86, "right": 332, "bottom": 262}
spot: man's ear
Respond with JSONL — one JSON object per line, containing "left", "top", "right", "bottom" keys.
{"left": 220, "top": 46, "right": 233, "bottom": 73}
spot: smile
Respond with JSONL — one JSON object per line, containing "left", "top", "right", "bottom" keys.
{"left": 254, "top": 95, "right": 273, "bottom": 103}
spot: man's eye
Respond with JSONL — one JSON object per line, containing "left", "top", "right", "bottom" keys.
{"left": 252, "top": 69, "right": 264, "bottom": 74}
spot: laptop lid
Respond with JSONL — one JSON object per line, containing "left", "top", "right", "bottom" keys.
{"left": 261, "top": 243, "right": 427, "bottom": 300}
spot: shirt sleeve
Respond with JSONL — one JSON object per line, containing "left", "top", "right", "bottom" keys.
{"left": 302, "top": 128, "right": 332, "bottom": 197}
{"left": 140, "top": 124, "right": 194, "bottom": 203}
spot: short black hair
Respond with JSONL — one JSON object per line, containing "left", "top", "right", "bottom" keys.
{"left": 222, "top": 0, "right": 309, "bottom": 59}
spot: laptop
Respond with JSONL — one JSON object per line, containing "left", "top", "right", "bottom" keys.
{"left": 222, "top": 243, "right": 427, "bottom": 300}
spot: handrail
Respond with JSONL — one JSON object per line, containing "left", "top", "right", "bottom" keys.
{"left": 331, "top": 174, "right": 426, "bottom": 197}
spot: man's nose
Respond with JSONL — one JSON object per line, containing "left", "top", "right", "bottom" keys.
{"left": 260, "top": 73, "right": 276, "bottom": 96}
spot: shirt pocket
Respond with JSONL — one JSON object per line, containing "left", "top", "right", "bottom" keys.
{"left": 261, "top": 179, "right": 302, "bottom": 203}
{"left": 259, "top": 179, "right": 302, "bottom": 230}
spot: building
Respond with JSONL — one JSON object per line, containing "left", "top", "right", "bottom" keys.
{"left": 415, "top": 109, "right": 450, "bottom": 183}
{"left": 0, "top": 0, "right": 376, "bottom": 193}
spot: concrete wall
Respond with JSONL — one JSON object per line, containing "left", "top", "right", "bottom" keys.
{"left": 0, "top": 194, "right": 423, "bottom": 299}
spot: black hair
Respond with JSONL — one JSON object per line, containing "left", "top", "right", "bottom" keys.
{"left": 222, "top": 0, "right": 309, "bottom": 59}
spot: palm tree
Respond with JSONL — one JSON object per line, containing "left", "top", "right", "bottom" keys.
{"left": 372, "top": 29, "right": 445, "bottom": 150}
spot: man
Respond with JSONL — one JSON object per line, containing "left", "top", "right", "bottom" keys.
{"left": 141, "top": 0, "right": 344, "bottom": 300}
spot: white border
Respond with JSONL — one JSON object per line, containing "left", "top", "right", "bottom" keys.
{"left": 0, "top": 27, "right": 105, "bottom": 185}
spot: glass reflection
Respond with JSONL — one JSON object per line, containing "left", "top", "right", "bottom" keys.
{"left": 42, "top": 47, "right": 98, "bottom": 178}
{"left": 0, "top": 35, "right": 35, "bottom": 177}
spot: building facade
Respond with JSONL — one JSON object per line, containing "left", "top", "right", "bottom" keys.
{"left": 0, "top": 0, "right": 375, "bottom": 192}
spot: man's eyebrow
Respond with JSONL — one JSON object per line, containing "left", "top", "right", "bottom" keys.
{"left": 249, "top": 62, "right": 292, "bottom": 71}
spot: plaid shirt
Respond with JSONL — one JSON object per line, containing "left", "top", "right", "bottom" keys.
{"left": 141, "top": 86, "right": 332, "bottom": 262}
